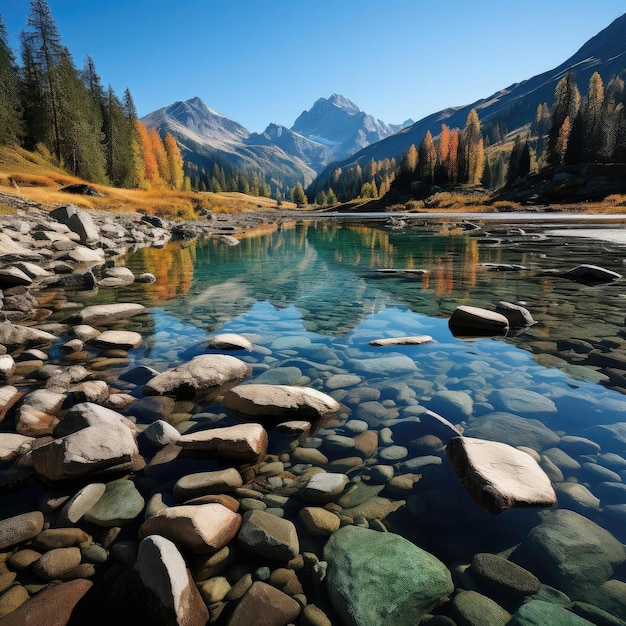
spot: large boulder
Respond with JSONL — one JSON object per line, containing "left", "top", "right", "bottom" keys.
{"left": 563, "top": 264, "right": 622, "bottom": 283}
{"left": 520, "top": 509, "right": 626, "bottom": 601}
{"left": 222, "top": 384, "right": 340, "bottom": 422}
{"left": 225, "top": 581, "right": 300, "bottom": 626}
{"left": 144, "top": 354, "right": 250, "bottom": 400}
{"left": 324, "top": 526, "right": 453, "bottom": 626}
{"left": 0, "top": 321, "right": 56, "bottom": 353}
{"left": 177, "top": 423, "right": 267, "bottom": 463}
{"left": 134, "top": 535, "right": 208, "bottom": 626}
{"left": 51, "top": 204, "right": 99, "bottom": 245}
{"left": 446, "top": 437, "right": 557, "bottom": 514}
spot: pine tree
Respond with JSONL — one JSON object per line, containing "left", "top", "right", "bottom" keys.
{"left": 291, "top": 181, "right": 307, "bottom": 206}
{"left": 555, "top": 117, "right": 572, "bottom": 164}
{"left": 402, "top": 144, "right": 418, "bottom": 173}
{"left": 547, "top": 72, "right": 580, "bottom": 165}
{"left": 136, "top": 121, "right": 159, "bottom": 187}
{"left": 459, "top": 109, "right": 484, "bottom": 184}
{"left": 419, "top": 131, "right": 437, "bottom": 184}
{"left": 0, "top": 14, "right": 23, "bottom": 145}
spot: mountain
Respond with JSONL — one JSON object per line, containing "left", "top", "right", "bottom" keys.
{"left": 141, "top": 97, "right": 317, "bottom": 187}
{"left": 311, "top": 12, "right": 626, "bottom": 188}
{"left": 291, "top": 93, "right": 410, "bottom": 162}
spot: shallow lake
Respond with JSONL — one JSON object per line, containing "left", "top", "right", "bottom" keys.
{"left": 52, "top": 217, "right": 626, "bottom": 619}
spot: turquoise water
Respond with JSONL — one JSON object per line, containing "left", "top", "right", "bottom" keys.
{"left": 111, "top": 221, "right": 626, "bottom": 614}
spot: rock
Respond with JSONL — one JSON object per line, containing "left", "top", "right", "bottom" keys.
{"left": 54, "top": 402, "right": 136, "bottom": 436}
{"left": 51, "top": 204, "right": 100, "bottom": 245}
{"left": 0, "top": 579, "right": 92, "bottom": 626}
{"left": 139, "top": 504, "right": 242, "bottom": 553}
{"left": 225, "top": 581, "right": 300, "bottom": 626}
{"left": 453, "top": 590, "right": 511, "bottom": 626}
{"left": 68, "top": 303, "right": 146, "bottom": 326}
{"left": 206, "top": 333, "right": 253, "bottom": 350}
{"left": 136, "top": 272, "right": 156, "bottom": 283}
{"left": 57, "top": 483, "right": 107, "bottom": 524}
{"left": 0, "top": 321, "right": 56, "bottom": 352}
{"left": 464, "top": 412, "right": 560, "bottom": 451}
{"left": 0, "top": 267, "right": 32, "bottom": 287}
{"left": 416, "top": 409, "right": 463, "bottom": 443}
{"left": 222, "top": 384, "right": 340, "bottom": 421}
{"left": 471, "top": 552, "right": 541, "bottom": 597}
{"left": 352, "top": 355, "right": 418, "bottom": 375}
{"left": 0, "top": 511, "right": 44, "bottom": 549}
{"left": 298, "top": 507, "right": 341, "bottom": 536}
{"left": 83, "top": 478, "right": 145, "bottom": 526}
{"left": 59, "top": 183, "right": 104, "bottom": 196}
{"left": 563, "top": 264, "right": 622, "bottom": 283}
{"left": 0, "top": 585, "right": 29, "bottom": 619}
{"left": 32, "top": 528, "right": 88, "bottom": 550}
{"left": 446, "top": 437, "right": 557, "bottom": 514}
{"left": 369, "top": 335, "right": 434, "bottom": 346}
{"left": 303, "top": 472, "right": 349, "bottom": 503}
{"left": 324, "top": 526, "right": 453, "bottom": 626}
{"left": 32, "top": 547, "right": 82, "bottom": 581}
{"left": 0, "top": 386, "right": 22, "bottom": 421}
{"left": 15, "top": 389, "right": 65, "bottom": 436}
{"left": 217, "top": 234, "right": 240, "bottom": 246}
{"left": 237, "top": 510, "right": 299, "bottom": 560}
{"left": 448, "top": 305, "right": 509, "bottom": 336}
{"left": 521, "top": 509, "right": 626, "bottom": 600}
{"left": 508, "top": 600, "right": 595, "bottom": 625}
{"left": 89, "top": 330, "right": 142, "bottom": 350}
{"left": 104, "top": 266, "right": 135, "bottom": 282}
{"left": 143, "top": 420, "right": 181, "bottom": 447}
{"left": 495, "top": 301, "right": 535, "bottom": 327}
{"left": 0, "top": 433, "right": 33, "bottom": 462}
{"left": 173, "top": 468, "right": 243, "bottom": 501}
{"left": 144, "top": 354, "right": 250, "bottom": 400}
{"left": 488, "top": 388, "right": 557, "bottom": 415}
{"left": 30, "top": 407, "right": 139, "bottom": 481}
{"left": 49, "top": 270, "right": 97, "bottom": 290}
{"left": 426, "top": 390, "right": 474, "bottom": 423}
{"left": 135, "top": 535, "right": 209, "bottom": 626}
{"left": 178, "top": 423, "right": 267, "bottom": 463}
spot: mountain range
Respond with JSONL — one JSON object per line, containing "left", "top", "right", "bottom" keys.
{"left": 141, "top": 94, "right": 412, "bottom": 187}
{"left": 311, "top": 11, "right": 626, "bottom": 190}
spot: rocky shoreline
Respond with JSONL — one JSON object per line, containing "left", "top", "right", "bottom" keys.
{"left": 0, "top": 199, "right": 625, "bottom": 625}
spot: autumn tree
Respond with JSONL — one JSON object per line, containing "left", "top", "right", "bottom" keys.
{"left": 0, "top": 14, "right": 23, "bottom": 145}
{"left": 402, "top": 144, "right": 418, "bottom": 174}
{"left": 419, "top": 130, "right": 437, "bottom": 184}
{"left": 291, "top": 181, "right": 307, "bottom": 206}
{"left": 458, "top": 109, "right": 484, "bottom": 184}
{"left": 555, "top": 116, "right": 571, "bottom": 164}
{"left": 547, "top": 71, "right": 580, "bottom": 165}
{"left": 164, "top": 133, "right": 184, "bottom": 190}
{"left": 136, "top": 121, "right": 159, "bottom": 187}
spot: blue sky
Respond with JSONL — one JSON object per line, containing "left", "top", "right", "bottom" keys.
{"left": 3, "top": 1, "right": 625, "bottom": 132}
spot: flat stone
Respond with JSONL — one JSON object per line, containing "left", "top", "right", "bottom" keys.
{"left": 143, "top": 420, "right": 181, "bottom": 447}
{"left": 0, "top": 511, "right": 44, "bottom": 549}
{"left": 369, "top": 335, "right": 434, "bottom": 346}
{"left": 0, "top": 321, "right": 57, "bottom": 352}
{"left": 223, "top": 384, "right": 340, "bottom": 421}
{"left": 139, "top": 504, "right": 242, "bottom": 553}
{"left": 68, "top": 303, "right": 146, "bottom": 326}
{"left": 303, "top": 472, "right": 349, "bottom": 502}
{"left": 426, "top": 390, "right": 474, "bottom": 423}
{"left": 32, "top": 528, "right": 89, "bottom": 550}
{"left": 0, "top": 266, "right": 33, "bottom": 287}
{"left": 237, "top": 510, "right": 299, "bottom": 561}
{"left": 178, "top": 423, "right": 267, "bottom": 463}
{"left": 453, "top": 590, "right": 511, "bottom": 626}
{"left": 206, "top": 333, "right": 252, "bottom": 350}
{"left": 225, "top": 581, "right": 300, "bottom": 626}
{"left": 508, "top": 600, "right": 595, "bottom": 625}
{"left": 275, "top": 420, "right": 311, "bottom": 436}
{"left": 488, "top": 388, "right": 557, "bottom": 415}
{"left": 0, "top": 386, "right": 22, "bottom": 421}
{"left": 471, "top": 552, "right": 541, "bottom": 597}
{"left": 173, "top": 468, "right": 243, "bottom": 500}
{"left": 352, "top": 355, "right": 418, "bottom": 375}
{"left": 89, "top": 330, "right": 142, "bottom": 350}
{"left": 135, "top": 535, "right": 208, "bottom": 626}
{"left": 325, "top": 526, "right": 453, "bottom": 626}
{"left": 144, "top": 354, "right": 250, "bottom": 400}
{"left": 57, "top": 483, "right": 107, "bottom": 524}
{"left": 446, "top": 437, "right": 557, "bottom": 514}
{"left": 449, "top": 305, "right": 509, "bottom": 336}
{"left": 325, "top": 374, "right": 361, "bottom": 390}
{"left": 563, "top": 264, "right": 622, "bottom": 282}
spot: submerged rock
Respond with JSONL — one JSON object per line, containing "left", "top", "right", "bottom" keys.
{"left": 495, "top": 301, "right": 535, "bottom": 328}
{"left": 324, "top": 526, "right": 453, "bottom": 626}
{"left": 67, "top": 303, "right": 146, "bottom": 326}
{"left": 448, "top": 305, "right": 509, "bottom": 337}
{"left": 446, "top": 437, "right": 557, "bottom": 514}
{"left": 563, "top": 264, "right": 622, "bottom": 283}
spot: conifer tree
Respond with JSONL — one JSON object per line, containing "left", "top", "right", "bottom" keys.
{"left": 291, "top": 181, "right": 307, "bottom": 206}
{"left": 419, "top": 131, "right": 437, "bottom": 184}
{"left": 547, "top": 72, "right": 580, "bottom": 165}
{"left": 458, "top": 109, "right": 484, "bottom": 184}
{"left": 164, "top": 133, "right": 184, "bottom": 190}
{"left": 0, "top": 14, "right": 23, "bottom": 145}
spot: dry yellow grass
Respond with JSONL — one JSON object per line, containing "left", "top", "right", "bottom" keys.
{"left": 0, "top": 145, "right": 297, "bottom": 219}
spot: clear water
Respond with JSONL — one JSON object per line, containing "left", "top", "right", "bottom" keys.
{"left": 102, "top": 220, "right": 626, "bottom": 606}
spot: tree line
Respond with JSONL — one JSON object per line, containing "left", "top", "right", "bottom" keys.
{"left": 0, "top": 0, "right": 186, "bottom": 191}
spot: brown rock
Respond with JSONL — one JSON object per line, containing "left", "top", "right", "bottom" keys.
{"left": 0, "top": 512, "right": 44, "bottom": 550}
{"left": 32, "top": 547, "right": 82, "bottom": 581}
{"left": 178, "top": 423, "right": 267, "bottom": 463}
{"left": 226, "top": 581, "right": 300, "bottom": 626}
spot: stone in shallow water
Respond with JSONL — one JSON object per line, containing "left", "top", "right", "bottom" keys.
{"left": 67, "top": 302, "right": 146, "bottom": 325}
{"left": 237, "top": 510, "right": 299, "bottom": 561}
{"left": 139, "top": 504, "right": 242, "bottom": 554}
{"left": 324, "top": 526, "right": 453, "bottom": 626}
{"left": 471, "top": 552, "right": 541, "bottom": 598}
{"left": 563, "top": 264, "right": 622, "bottom": 282}
{"left": 446, "top": 437, "right": 557, "bottom": 514}
{"left": 368, "top": 335, "right": 434, "bottom": 346}
{"left": 135, "top": 535, "right": 208, "bottom": 626}
{"left": 448, "top": 305, "right": 509, "bottom": 336}
{"left": 0, "top": 386, "right": 22, "bottom": 422}
{"left": 206, "top": 333, "right": 252, "bottom": 350}
{"left": 508, "top": 600, "right": 595, "bottom": 625}
{"left": 226, "top": 581, "right": 300, "bottom": 626}
{"left": 488, "top": 388, "right": 557, "bottom": 415}
{"left": 426, "top": 390, "right": 473, "bottom": 423}
{"left": 173, "top": 468, "right": 243, "bottom": 501}
{"left": 178, "top": 423, "right": 267, "bottom": 463}
{"left": 352, "top": 355, "right": 418, "bottom": 376}
{"left": 222, "top": 384, "right": 339, "bottom": 421}
{"left": 453, "top": 590, "right": 511, "bottom": 626}
{"left": 83, "top": 478, "right": 145, "bottom": 526}
{"left": 89, "top": 330, "right": 142, "bottom": 350}
{"left": 0, "top": 512, "right": 44, "bottom": 550}
{"left": 521, "top": 509, "right": 626, "bottom": 601}
{"left": 303, "top": 472, "right": 349, "bottom": 502}
{"left": 495, "top": 301, "right": 535, "bottom": 328}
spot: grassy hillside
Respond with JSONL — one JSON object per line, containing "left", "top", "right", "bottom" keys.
{"left": 0, "top": 146, "right": 297, "bottom": 218}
